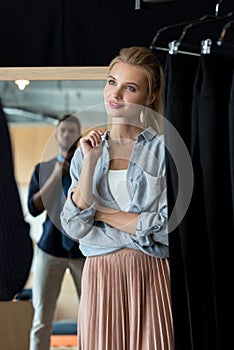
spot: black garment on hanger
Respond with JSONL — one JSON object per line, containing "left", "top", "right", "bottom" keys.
{"left": 0, "top": 100, "right": 33, "bottom": 301}
{"left": 163, "top": 53, "right": 234, "bottom": 350}
{"left": 191, "top": 55, "right": 234, "bottom": 349}
{"left": 229, "top": 67, "right": 234, "bottom": 219}
{"left": 163, "top": 54, "right": 215, "bottom": 350}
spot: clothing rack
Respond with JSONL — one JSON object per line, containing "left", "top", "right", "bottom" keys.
{"left": 150, "top": 0, "right": 234, "bottom": 56}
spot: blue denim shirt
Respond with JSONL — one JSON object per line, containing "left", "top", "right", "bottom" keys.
{"left": 61, "top": 127, "right": 169, "bottom": 258}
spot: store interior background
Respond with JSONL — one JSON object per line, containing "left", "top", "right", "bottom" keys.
{"left": 0, "top": 0, "right": 233, "bottom": 345}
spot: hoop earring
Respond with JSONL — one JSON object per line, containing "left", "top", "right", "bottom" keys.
{"left": 140, "top": 106, "right": 149, "bottom": 128}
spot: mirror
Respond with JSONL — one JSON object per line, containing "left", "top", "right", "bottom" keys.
{"left": 0, "top": 67, "right": 108, "bottom": 127}
{"left": 0, "top": 67, "right": 108, "bottom": 337}
{"left": 0, "top": 65, "right": 108, "bottom": 232}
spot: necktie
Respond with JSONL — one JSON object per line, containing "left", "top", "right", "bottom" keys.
{"left": 58, "top": 155, "right": 75, "bottom": 251}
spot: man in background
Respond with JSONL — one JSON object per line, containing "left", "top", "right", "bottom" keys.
{"left": 28, "top": 114, "right": 85, "bottom": 350}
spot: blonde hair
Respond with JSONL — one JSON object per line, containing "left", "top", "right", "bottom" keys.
{"left": 108, "top": 46, "right": 164, "bottom": 133}
{"left": 109, "top": 46, "right": 163, "bottom": 106}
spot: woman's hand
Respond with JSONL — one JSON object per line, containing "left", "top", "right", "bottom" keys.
{"left": 71, "top": 130, "right": 103, "bottom": 210}
{"left": 80, "top": 129, "right": 104, "bottom": 159}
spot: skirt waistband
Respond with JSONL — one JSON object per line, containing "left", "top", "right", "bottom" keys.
{"left": 110, "top": 248, "right": 146, "bottom": 256}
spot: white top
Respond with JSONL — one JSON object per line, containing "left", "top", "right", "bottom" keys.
{"left": 107, "top": 169, "right": 131, "bottom": 211}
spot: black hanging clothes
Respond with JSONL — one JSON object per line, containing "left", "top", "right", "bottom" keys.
{"left": 229, "top": 68, "right": 234, "bottom": 220}
{"left": 191, "top": 55, "right": 234, "bottom": 350}
{"left": 163, "top": 53, "right": 234, "bottom": 350}
{"left": 0, "top": 100, "right": 33, "bottom": 301}
{"left": 163, "top": 54, "right": 215, "bottom": 350}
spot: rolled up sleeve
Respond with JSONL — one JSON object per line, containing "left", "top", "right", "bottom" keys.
{"left": 135, "top": 184, "right": 168, "bottom": 246}
{"left": 60, "top": 194, "right": 97, "bottom": 240}
{"left": 61, "top": 191, "right": 133, "bottom": 247}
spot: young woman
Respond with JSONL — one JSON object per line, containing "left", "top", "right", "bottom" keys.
{"left": 61, "top": 46, "right": 174, "bottom": 349}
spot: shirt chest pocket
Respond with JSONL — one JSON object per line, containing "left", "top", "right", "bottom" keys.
{"left": 131, "top": 171, "right": 164, "bottom": 210}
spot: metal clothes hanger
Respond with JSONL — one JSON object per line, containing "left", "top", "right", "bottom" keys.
{"left": 150, "top": 19, "right": 198, "bottom": 50}
{"left": 150, "top": 0, "right": 233, "bottom": 56}
{"left": 150, "top": 0, "right": 224, "bottom": 48}
{"left": 172, "top": 6, "right": 233, "bottom": 54}
{"left": 217, "top": 19, "right": 234, "bottom": 47}
{"left": 168, "top": 14, "right": 233, "bottom": 55}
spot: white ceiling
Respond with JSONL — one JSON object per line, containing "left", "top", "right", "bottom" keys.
{"left": 0, "top": 80, "right": 108, "bottom": 130}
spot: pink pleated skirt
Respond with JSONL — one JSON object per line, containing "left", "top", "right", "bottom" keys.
{"left": 78, "top": 248, "right": 174, "bottom": 350}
